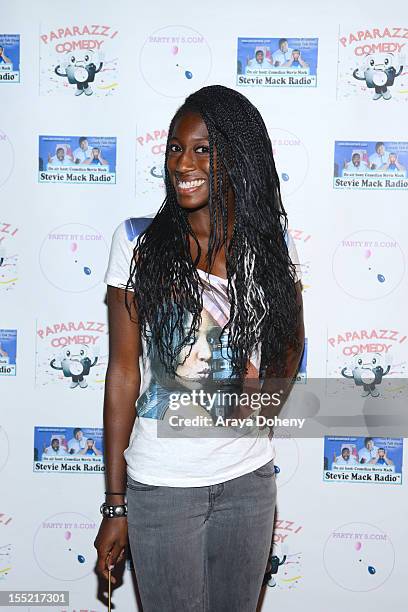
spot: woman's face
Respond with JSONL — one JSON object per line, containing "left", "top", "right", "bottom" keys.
{"left": 167, "top": 111, "right": 210, "bottom": 210}
{"left": 175, "top": 309, "right": 219, "bottom": 389}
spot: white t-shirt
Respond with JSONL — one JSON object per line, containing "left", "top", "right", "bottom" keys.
{"left": 67, "top": 437, "right": 87, "bottom": 454}
{"left": 358, "top": 445, "right": 378, "bottom": 463}
{"left": 368, "top": 150, "right": 389, "bottom": 168}
{"left": 104, "top": 217, "right": 302, "bottom": 487}
{"left": 333, "top": 456, "right": 359, "bottom": 466}
{"left": 272, "top": 48, "right": 293, "bottom": 65}
{"left": 246, "top": 58, "right": 272, "bottom": 71}
{"left": 42, "top": 446, "right": 67, "bottom": 457}
{"left": 73, "top": 146, "right": 92, "bottom": 163}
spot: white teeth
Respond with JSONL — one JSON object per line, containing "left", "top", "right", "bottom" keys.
{"left": 178, "top": 179, "right": 205, "bottom": 189}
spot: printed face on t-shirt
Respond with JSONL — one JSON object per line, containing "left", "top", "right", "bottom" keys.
{"left": 175, "top": 309, "right": 220, "bottom": 386}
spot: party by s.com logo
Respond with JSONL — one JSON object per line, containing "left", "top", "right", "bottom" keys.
{"left": 0, "top": 130, "right": 14, "bottom": 189}
{"left": 272, "top": 437, "right": 300, "bottom": 487}
{"left": 323, "top": 522, "right": 395, "bottom": 591}
{"left": 139, "top": 25, "right": 212, "bottom": 97}
{"left": 33, "top": 512, "right": 97, "bottom": 581}
{"left": 332, "top": 230, "right": 405, "bottom": 300}
{"left": 39, "top": 223, "right": 108, "bottom": 293}
{"left": 269, "top": 128, "right": 309, "bottom": 198}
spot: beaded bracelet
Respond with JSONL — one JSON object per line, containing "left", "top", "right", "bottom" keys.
{"left": 100, "top": 502, "right": 128, "bottom": 518}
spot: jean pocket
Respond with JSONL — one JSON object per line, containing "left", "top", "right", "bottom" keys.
{"left": 252, "top": 459, "right": 276, "bottom": 478}
{"left": 126, "top": 476, "right": 159, "bottom": 491}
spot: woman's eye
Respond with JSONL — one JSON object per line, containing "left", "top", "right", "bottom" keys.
{"left": 169, "top": 143, "right": 181, "bottom": 152}
{"left": 196, "top": 145, "right": 210, "bottom": 153}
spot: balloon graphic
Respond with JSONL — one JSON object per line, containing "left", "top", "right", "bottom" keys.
{"left": 281, "top": 173, "right": 289, "bottom": 182}
{"left": 64, "top": 531, "right": 71, "bottom": 541}
{"left": 71, "top": 242, "right": 78, "bottom": 253}
{"left": 364, "top": 249, "right": 371, "bottom": 258}
{"left": 377, "top": 274, "right": 385, "bottom": 283}
{"left": 355, "top": 542, "right": 362, "bottom": 551}
{"left": 172, "top": 45, "right": 179, "bottom": 55}
{"left": 368, "top": 566, "right": 376, "bottom": 575}
{"left": 185, "top": 71, "right": 193, "bottom": 79}
{"left": 68, "top": 547, "right": 86, "bottom": 564}
{"left": 83, "top": 267, "right": 91, "bottom": 276}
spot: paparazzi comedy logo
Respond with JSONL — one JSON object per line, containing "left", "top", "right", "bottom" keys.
{"left": 337, "top": 24, "right": 408, "bottom": 103}
{"left": 35, "top": 319, "right": 108, "bottom": 390}
{"left": 0, "top": 221, "right": 18, "bottom": 292}
{"left": 136, "top": 125, "right": 167, "bottom": 206}
{"left": 40, "top": 23, "right": 119, "bottom": 97}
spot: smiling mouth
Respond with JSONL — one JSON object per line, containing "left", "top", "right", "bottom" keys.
{"left": 176, "top": 178, "right": 206, "bottom": 194}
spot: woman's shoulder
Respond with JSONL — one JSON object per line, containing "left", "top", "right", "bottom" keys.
{"left": 104, "top": 216, "right": 155, "bottom": 288}
{"left": 112, "top": 215, "right": 155, "bottom": 246}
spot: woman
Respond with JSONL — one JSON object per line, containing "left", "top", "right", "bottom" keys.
{"left": 95, "top": 85, "right": 304, "bottom": 611}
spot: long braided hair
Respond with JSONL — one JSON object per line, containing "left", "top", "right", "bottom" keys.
{"left": 126, "top": 85, "right": 300, "bottom": 379}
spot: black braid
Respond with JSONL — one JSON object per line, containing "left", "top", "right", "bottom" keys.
{"left": 126, "top": 85, "right": 300, "bottom": 379}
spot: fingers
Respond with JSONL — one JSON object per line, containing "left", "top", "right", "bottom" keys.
{"left": 95, "top": 544, "right": 125, "bottom": 585}
{"left": 108, "top": 541, "right": 125, "bottom": 570}
{"left": 95, "top": 544, "right": 113, "bottom": 582}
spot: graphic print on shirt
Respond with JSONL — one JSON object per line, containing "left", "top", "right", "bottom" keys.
{"left": 107, "top": 217, "right": 301, "bottom": 426}
{"left": 136, "top": 277, "right": 260, "bottom": 422}
{"left": 123, "top": 218, "right": 261, "bottom": 423}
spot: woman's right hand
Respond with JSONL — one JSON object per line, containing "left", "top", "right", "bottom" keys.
{"left": 94, "top": 517, "right": 128, "bottom": 584}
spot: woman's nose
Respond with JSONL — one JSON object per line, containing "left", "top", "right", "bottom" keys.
{"left": 176, "top": 148, "right": 195, "bottom": 173}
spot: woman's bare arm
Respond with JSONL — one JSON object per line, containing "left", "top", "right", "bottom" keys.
{"left": 104, "top": 285, "right": 141, "bottom": 505}
{"left": 259, "top": 280, "right": 305, "bottom": 417}
{"left": 94, "top": 285, "right": 141, "bottom": 584}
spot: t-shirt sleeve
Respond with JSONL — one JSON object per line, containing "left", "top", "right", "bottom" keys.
{"left": 285, "top": 231, "right": 302, "bottom": 283}
{"left": 104, "top": 219, "right": 137, "bottom": 291}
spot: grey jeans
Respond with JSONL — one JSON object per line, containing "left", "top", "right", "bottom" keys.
{"left": 126, "top": 459, "right": 277, "bottom": 612}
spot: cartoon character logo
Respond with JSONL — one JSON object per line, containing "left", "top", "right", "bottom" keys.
{"left": 341, "top": 352, "right": 391, "bottom": 397}
{"left": 50, "top": 345, "right": 98, "bottom": 388}
{"left": 263, "top": 540, "right": 302, "bottom": 589}
{"left": 54, "top": 50, "right": 103, "bottom": 96}
{"left": 263, "top": 549, "right": 287, "bottom": 587}
{"left": 353, "top": 53, "right": 403, "bottom": 101}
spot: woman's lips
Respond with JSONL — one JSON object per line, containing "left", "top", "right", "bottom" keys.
{"left": 181, "top": 369, "right": 210, "bottom": 379}
{"left": 176, "top": 178, "right": 206, "bottom": 194}
{"left": 195, "top": 369, "right": 210, "bottom": 378}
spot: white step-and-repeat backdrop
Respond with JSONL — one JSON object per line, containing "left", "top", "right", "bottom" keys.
{"left": 1, "top": 0, "right": 408, "bottom": 610}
